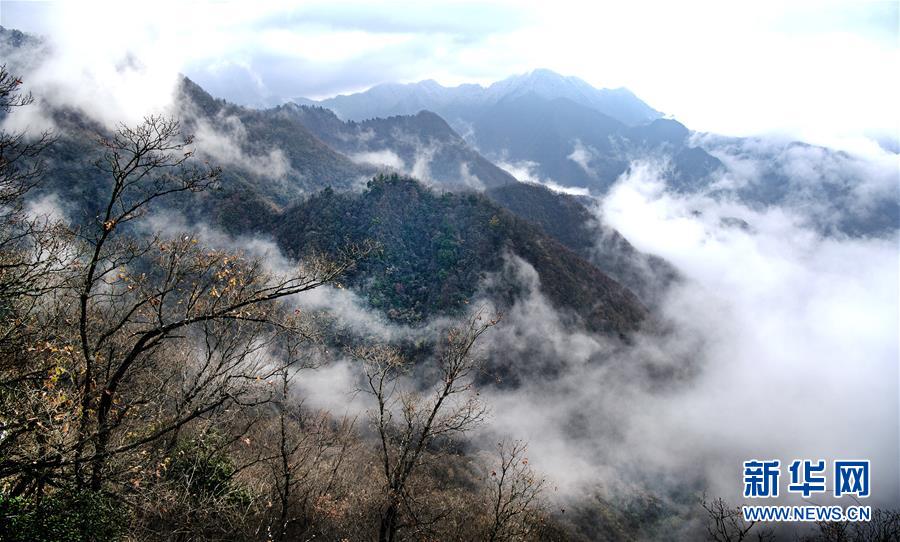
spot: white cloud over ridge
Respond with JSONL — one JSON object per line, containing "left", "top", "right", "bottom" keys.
{"left": 349, "top": 149, "right": 406, "bottom": 170}
{"left": 191, "top": 113, "right": 292, "bottom": 180}
{"left": 497, "top": 159, "right": 592, "bottom": 196}
{"left": 566, "top": 138, "right": 599, "bottom": 178}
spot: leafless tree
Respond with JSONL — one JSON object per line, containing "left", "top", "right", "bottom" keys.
{"left": 262, "top": 351, "right": 357, "bottom": 542}
{"left": 485, "top": 440, "right": 546, "bottom": 542}
{"left": 0, "top": 114, "right": 362, "bottom": 501}
{"left": 0, "top": 66, "right": 75, "bottom": 502}
{"left": 0, "top": 64, "right": 55, "bottom": 212}
{"left": 701, "top": 495, "right": 775, "bottom": 542}
{"left": 854, "top": 508, "right": 900, "bottom": 541}
{"left": 67, "top": 115, "right": 362, "bottom": 491}
{"left": 0, "top": 64, "right": 65, "bottom": 345}
{"left": 356, "top": 309, "right": 499, "bottom": 542}
{"left": 808, "top": 508, "right": 900, "bottom": 542}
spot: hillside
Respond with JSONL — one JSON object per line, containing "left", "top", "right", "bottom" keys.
{"left": 20, "top": 78, "right": 374, "bottom": 235}
{"left": 485, "top": 182, "right": 678, "bottom": 306}
{"left": 470, "top": 94, "right": 723, "bottom": 192}
{"left": 275, "top": 174, "right": 648, "bottom": 337}
{"left": 285, "top": 104, "right": 516, "bottom": 189}
{"left": 177, "top": 77, "right": 370, "bottom": 194}
{"left": 696, "top": 134, "right": 900, "bottom": 237}
{"left": 297, "top": 70, "right": 722, "bottom": 195}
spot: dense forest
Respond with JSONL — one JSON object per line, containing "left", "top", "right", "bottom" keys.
{"left": 274, "top": 174, "right": 647, "bottom": 335}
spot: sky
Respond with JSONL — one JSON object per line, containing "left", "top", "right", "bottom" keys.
{"left": 1, "top": 0, "right": 897, "bottom": 152}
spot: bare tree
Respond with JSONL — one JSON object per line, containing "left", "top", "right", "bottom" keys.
{"left": 853, "top": 508, "right": 900, "bottom": 542}
{"left": 0, "top": 114, "right": 362, "bottom": 500}
{"left": 68, "top": 115, "right": 363, "bottom": 491}
{"left": 262, "top": 351, "right": 357, "bottom": 542}
{"left": 357, "top": 310, "right": 499, "bottom": 542}
{"left": 0, "top": 66, "right": 76, "bottom": 503}
{"left": 809, "top": 508, "right": 900, "bottom": 542}
{"left": 0, "top": 64, "right": 64, "bottom": 343}
{"left": 485, "top": 440, "right": 546, "bottom": 542}
{"left": 812, "top": 520, "right": 852, "bottom": 542}
{"left": 0, "top": 64, "right": 55, "bottom": 212}
{"left": 701, "top": 495, "right": 775, "bottom": 542}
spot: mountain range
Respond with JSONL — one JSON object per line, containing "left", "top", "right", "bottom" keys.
{"left": 294, "top": 67, "right": 896, "bottom": 236}
{"left": 2, "top": 24, "right": 896, "bottom": 343}
{"left": 295, "top": 68, "right": 662, "bottom": 126}
{"left": 5, "top": 67, "right": 657, "bottom": 341}
{"left": 283, "top": 104, "right": 516, "bottom": 189}
{"left": 296, "top": 69, "right": 723, "bottom": 193}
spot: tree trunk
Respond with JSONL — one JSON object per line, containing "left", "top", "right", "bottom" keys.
{"left": 379, "top": 501, "right": 400, "bottom": 542}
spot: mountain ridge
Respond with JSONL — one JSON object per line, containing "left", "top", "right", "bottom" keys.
{"left": 274, "top": 174, "right": 649, "bottom": 337}
{"left": 284, "top": 103, "right": 516, "bottom": 189}
{"left": 296, "top": 68, "right": 662, "bottom": 126}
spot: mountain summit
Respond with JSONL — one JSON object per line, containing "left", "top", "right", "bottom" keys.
{"left": 296, "top": 69, "right": 662, "bottom": 126}
{"left": 483, "top": 69, "right": 661, "bottom": 125}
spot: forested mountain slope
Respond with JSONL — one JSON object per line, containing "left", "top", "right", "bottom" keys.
{"left": 275, "top": 174, "right": 648, "bottom": 337}
{"left": 486, "top": 182, "right": 677, "bottom": 306}
{"left": 286, "top": 104, "right": 516, "bottom": 189}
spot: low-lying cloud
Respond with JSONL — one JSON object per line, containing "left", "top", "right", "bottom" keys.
{"left": 349, "top": 149, "right": 405, "bottom": 170}
{"left": 441, "top": 161, "right": 899, "bottom": 534}
{"left": 566, "top": 138, "right": 599, "bottom": 178}
{"left": 190, "top": 113, "right": 292, "bottom": 180}
{"left": 496, "top": 158, "right": 592, "bottom": 196}
{"left": 693, "top": 133, "right": 900, "bottom": 235}
{"left": 604, "top": 164, "right": 898, "bottom": 504}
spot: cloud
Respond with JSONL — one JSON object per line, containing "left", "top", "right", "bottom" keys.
{"left": 253, "top": 2, "right": 527, "bottom": 37}
{"left": 598, "top": 163, "right": 899, "bottom": 504}
{"left": 409, "top": 143, "right": 437, "bottom": 181}
{"left": 458, "top": 162, "right": 486, "bottom": 190}
{"left": 292, "top": 358, "right": 367, "bottom": 418}
{"left": 349, "top": 149, "right": 405, "bottom": 170}
{"left": 23, "top": 192, "right": 67, "bottom": 223}
{"left": 496, "top": 159, "right": 591, "bottom": 196}
{"left": 344, "top": 127, "right": 470, "bottom": 188}
{"left": 692, "top": 133, "right": 900, "bottom": 234}
{"left": 472, "top": 254, "right": 618, "bottom": 491}
{"left": 566, "top": 138, "right": 598, "bottom": 178}
{"left": 468, "top": 251, "right": 700, "bottom": 495}
{"left": 462, "top": 159, "right": 898, "bottom": 515}
{"left": 2, "top": 0, "right": 524, "bottom": 112}
{"left": 2, "top": 2, "right": 185, "bottom": 127}
{"left": 190, "top": 113, "right": 292, "bottom": 180}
